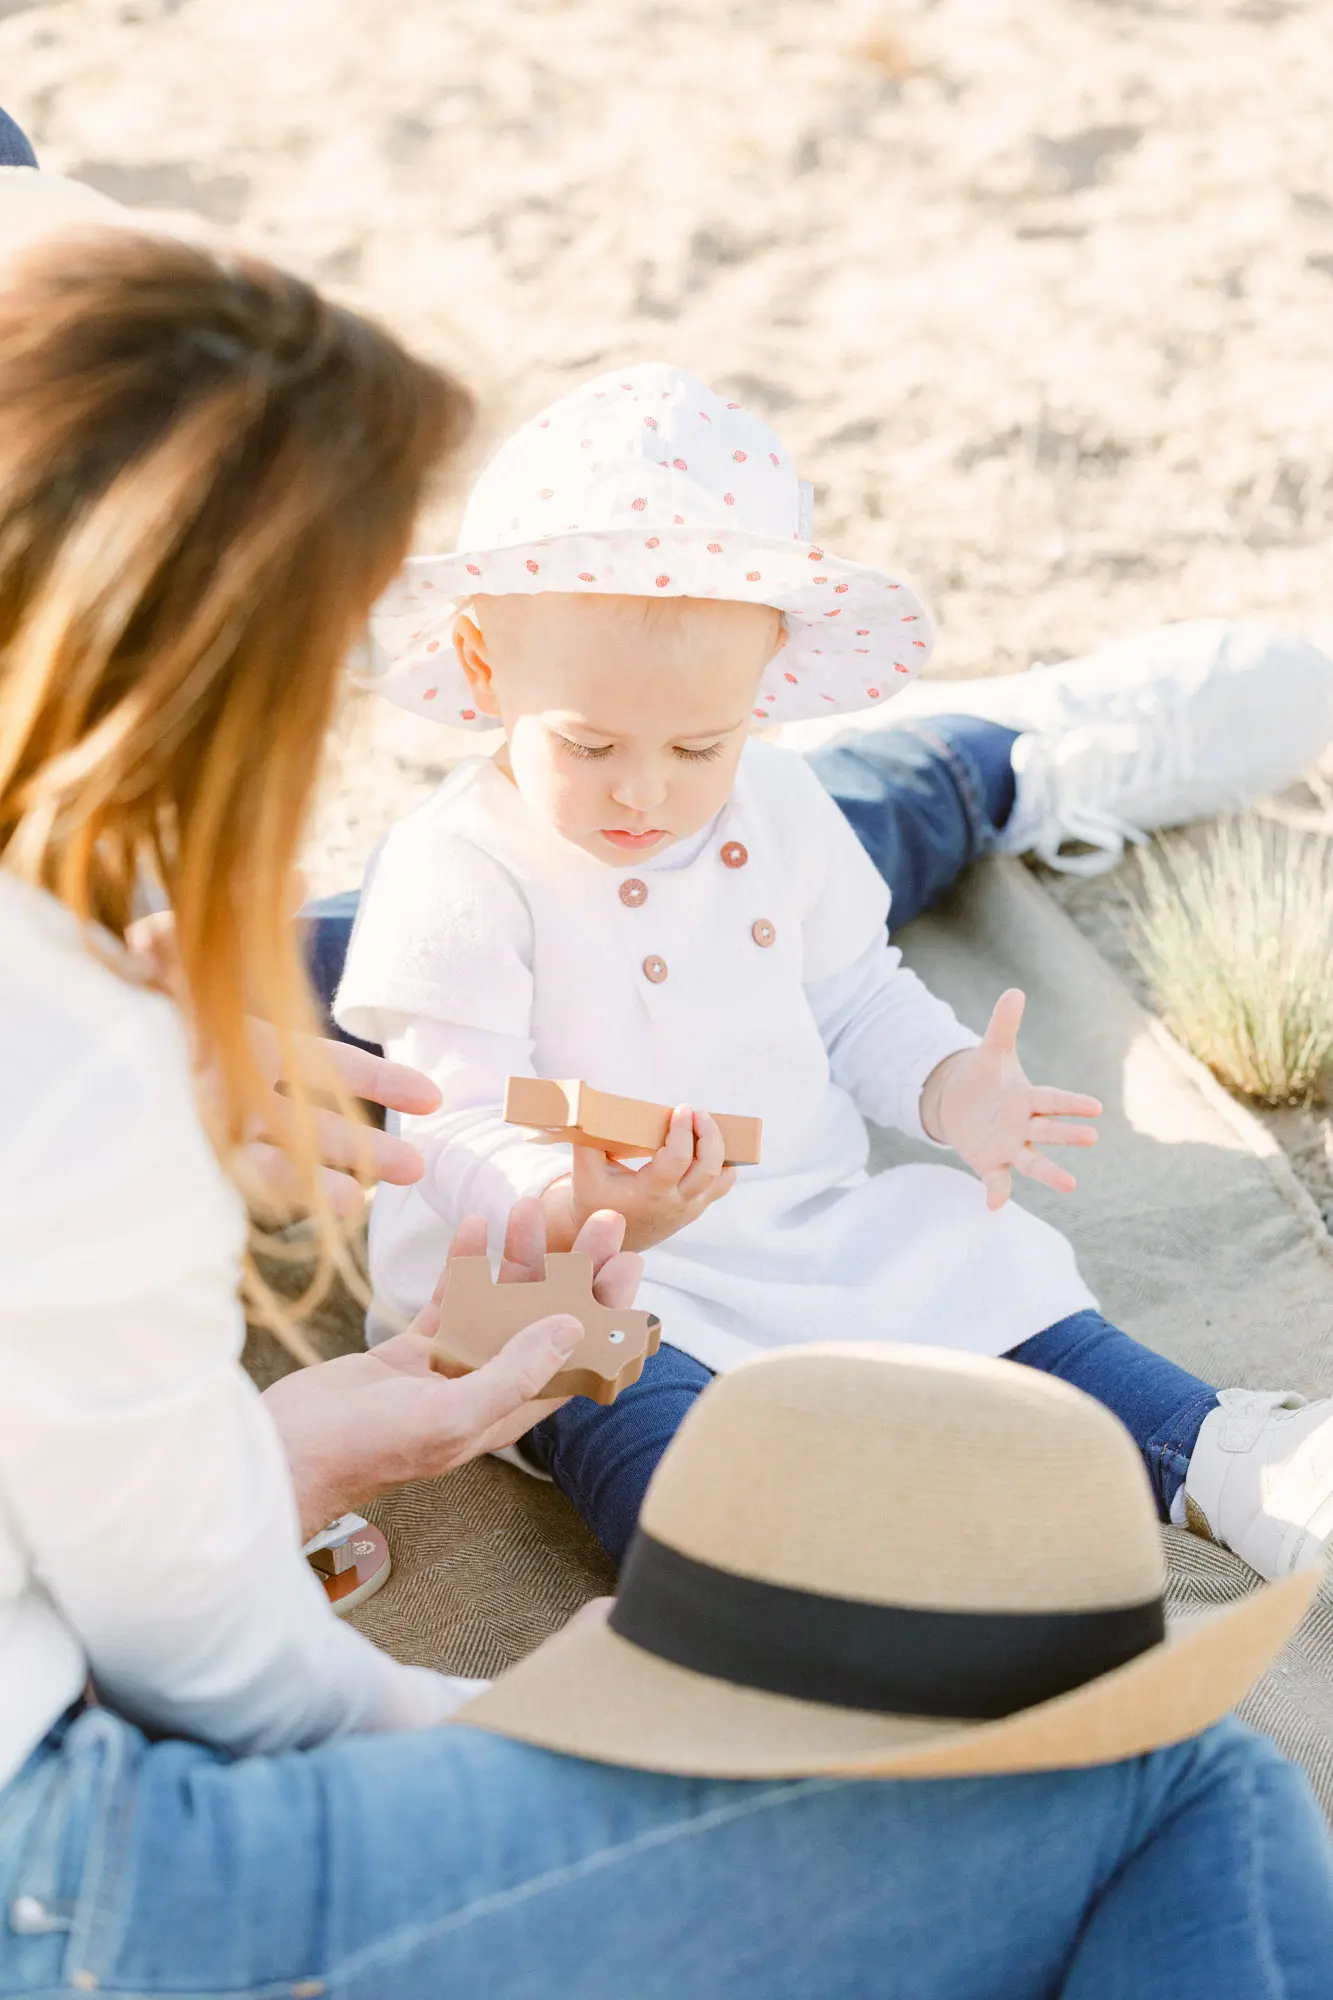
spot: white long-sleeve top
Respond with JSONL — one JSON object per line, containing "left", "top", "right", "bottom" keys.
{"left": 0, "top": 872, "right": 471, "bottom": 1792}
{"left": 374, "top": 937, "right": 969, "bottom": 1248}
{"left": 340, "top": 740, "right": 1095, "bottom": 1369}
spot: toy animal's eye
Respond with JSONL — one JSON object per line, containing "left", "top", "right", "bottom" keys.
{"left": 608, "top": 1329, "right": 626, "bottom": 1345}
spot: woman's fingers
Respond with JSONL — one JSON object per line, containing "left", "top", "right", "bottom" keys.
{"left": 439, "top": 1313, "right": 584, "bottom": 1444}
{"left": 590, "top": 1247, "right": 644, "bottom": 1310}
{"left": 1027, "top": 1119, "right": 1099, "bottom": 1149}
{"left": 497, "top": 1197, "right": 548, "bottom": 1283}
{"left": 1029, "top": 1086, "right": 1102, "bottom": 1119}
{"left": 570, "top": 1205, "right": 629, "bottom": 1270}
{"left": 317, "top": 1040, "right": 444, "bottom": 1117}
{"left": 238, "top": 1141, "right": 367, "bottom": 1222}
{"left": 248, "top": 1016, "right": 444, "bottom": 1117}
{"left": 1014, "top": 1147, "right": 1078, "bottom": 1195}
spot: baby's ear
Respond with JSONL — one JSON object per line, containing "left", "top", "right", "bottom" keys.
{"left": 453, "top": 610, "right": 502, "bottom": 717}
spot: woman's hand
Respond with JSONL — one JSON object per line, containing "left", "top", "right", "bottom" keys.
{"left": 241, "top": 1020, "right": 440, "bottom": 1220}
{"left": 127, "top": 907, "right": 440, "bottom": 1218}
{"left": 919, "top": 989, "right": 1101, "bottom": 1211}
{"left": 262, "top": 1199, "right": 642, "bottom": 1539}
{"left": 541, "top": 1106, "right": 737, "bottom": 1254}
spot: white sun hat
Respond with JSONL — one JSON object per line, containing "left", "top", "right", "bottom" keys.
{"left": 358, "top": 362, "right": 935, "bottom": 730}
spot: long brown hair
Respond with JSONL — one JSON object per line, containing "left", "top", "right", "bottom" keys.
{"left": 0, "top": 225, "right": 472, "bottom": 1341}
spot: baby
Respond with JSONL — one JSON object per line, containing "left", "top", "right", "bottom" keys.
{"left": 338, "top": 364, "right": 1333, "bottom": 1581}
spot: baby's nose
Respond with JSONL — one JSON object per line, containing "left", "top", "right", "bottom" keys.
{"left": 610, "top": 767, "right": 668, "bottom": 811}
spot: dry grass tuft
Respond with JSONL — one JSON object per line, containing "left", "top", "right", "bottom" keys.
{"left": 1130, "top": 817, "right": 1333, "bottom": 1106}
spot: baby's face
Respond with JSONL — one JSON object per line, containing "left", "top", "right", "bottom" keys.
{"left": 456, "top": 593, "right": 784, "bottom": 864}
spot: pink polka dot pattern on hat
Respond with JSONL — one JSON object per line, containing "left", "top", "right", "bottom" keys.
{"left": 361, "top": 363, "right": 934, "bottom": 732}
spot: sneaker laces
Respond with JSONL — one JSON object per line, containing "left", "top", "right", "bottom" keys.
{"left": 1007, "top": 728, "right": 1153, "bottom": 876}
{"left": 1213, "top": 1385, "right": 1308, "bottom": 1452}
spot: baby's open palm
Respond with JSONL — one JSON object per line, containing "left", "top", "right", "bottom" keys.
{"left": 928, "top": 989, "right": 1102, "bottom": 1210}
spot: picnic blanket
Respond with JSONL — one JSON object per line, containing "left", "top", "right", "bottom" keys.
{"left": 246, "top": 857, "right": 1333, "bottom": 1809}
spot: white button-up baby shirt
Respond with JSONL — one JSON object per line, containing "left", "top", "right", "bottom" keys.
{"left": 338, "top": 740, "right": 1096, "bottom": 1369}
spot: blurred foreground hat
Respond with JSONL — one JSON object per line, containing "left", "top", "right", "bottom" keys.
{"left": 454, "top": 1343, "right": 1315, "bottom": 1779}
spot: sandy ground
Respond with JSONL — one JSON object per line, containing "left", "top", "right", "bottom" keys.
{"left": 5, "top": 0, "right": 1333, "bottom": 863}
{"left": 6, "top": 0, "right": 1333, "bottom": 1203}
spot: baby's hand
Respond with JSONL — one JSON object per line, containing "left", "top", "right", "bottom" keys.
{"left": 544, "top": 1106, "right": 737, "bottom": 1253}
{"left": 919, "top": 989, "right": 1101, "bottom": 1211}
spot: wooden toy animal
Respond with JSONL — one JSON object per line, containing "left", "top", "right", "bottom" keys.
{"left": 430, "top": 1251, "right": 662, "bottom": 1405}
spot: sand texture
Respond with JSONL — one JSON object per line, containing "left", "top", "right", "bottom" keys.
{"left": 4, "top": 0, "right": 1333, "bottom": 889}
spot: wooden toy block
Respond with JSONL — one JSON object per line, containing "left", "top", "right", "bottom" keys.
{"left": 430, "top": 1251, "right": 662, "bottom": 1405}
{"left": 504, "top": 1076, "right": 762, "bottom": 1168}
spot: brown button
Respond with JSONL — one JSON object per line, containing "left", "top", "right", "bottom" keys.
{"left": 751, "top": 919, "right": 776, "bottom": 948}
{"left": 620, "top": 878, "right": 648, "bottom": 908}
{"left": 642, "top": 954, "right": 668, "bottom": 983}
{"left": 721, "top": 840, "right": 749, "bottom": 870}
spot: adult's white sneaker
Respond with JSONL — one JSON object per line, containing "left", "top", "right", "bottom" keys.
{"left": 782, "top": 619, "right": 1333, "bottom": 875}
{"left": 1182, "top": 1386, "right": 1333, "bottom": 1581}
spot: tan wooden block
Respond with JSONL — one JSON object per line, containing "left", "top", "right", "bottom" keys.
{"left": 503, "top": 1076, "right": 762, "bottom": 1167}
{"left": 430, "top": 1251, "right": 662, "bottom": 1405}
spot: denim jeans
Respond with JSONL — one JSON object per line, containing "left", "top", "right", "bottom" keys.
{"left": 2, "top": 1703, "right": 1329, "bottom": 1998}
{"left": 526, "top": 1315, "right": 1217, "bottom": 1566}
{"left": 0, "top": 109, "right": 37, "bottom": 170}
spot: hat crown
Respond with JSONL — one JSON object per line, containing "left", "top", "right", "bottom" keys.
{"left": 459, "top": 363, "right": 800, "bottom": 550}
{"left": 640, "top": 1345, "right": 1165, "bottom": 1617}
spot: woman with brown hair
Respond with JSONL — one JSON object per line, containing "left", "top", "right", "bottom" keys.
{"left": 0, "top": 167, "right": 1330, "bottom": 1998}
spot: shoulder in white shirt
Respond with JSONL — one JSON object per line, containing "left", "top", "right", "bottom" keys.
{"left": 0, "top": 873, "right": 463, "bottom": 1789}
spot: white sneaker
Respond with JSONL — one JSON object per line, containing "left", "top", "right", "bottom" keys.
{"left": 779, "top": 619, "right": 1333, "bottom": 876}
{"left": 1183, "top": 1386, "right": 1333, "bottom": 1581}
{"left": 1002, "top": 622, "right": 1333, "bottom": 874}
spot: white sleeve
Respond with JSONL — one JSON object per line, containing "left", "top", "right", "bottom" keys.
{"left": 806, "top": 936, "right": 980, "bottom": 1143}
{"left": 335, "top": 818, "right": 535, "bottom": 1045}
{"left": 380, "top": 1014, "right": 573, "bottom": 1239}
{"left": 0, "top": 1006, "right": 466, "bottom": 1753}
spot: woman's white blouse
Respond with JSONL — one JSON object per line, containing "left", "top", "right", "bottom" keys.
{"left": 0, "top": 874, "right": 462, "bottom": 1792}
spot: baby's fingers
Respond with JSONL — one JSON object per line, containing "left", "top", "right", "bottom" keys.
{"left": 1027, "top": 1118, "right": 1099, "bottom": 1150}
{"left": 678, "top": 1110, "right": 726, "bottom": 1197}
{"left": 982, "top": 1166, "right": 1012, "bottom": 1211}
{"left": 643, "top": 1105, "right": 696, "bottom": 1189}
{"left": 1014, "top": 1147, "right": 1078, "bottom": 1196}
{"left": 1030, "top": 1087, "right": 1102, "bottom": 1119}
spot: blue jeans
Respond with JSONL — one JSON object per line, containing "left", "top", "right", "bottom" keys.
{"left": 2, "top": 1704, "right": 1329, "bottom": 1998}
{"left": 0, "top": 109, "right": 37, "bottom": 170}
{"left": 526, "top": 1315, "right": 1217, "bottom": 1566}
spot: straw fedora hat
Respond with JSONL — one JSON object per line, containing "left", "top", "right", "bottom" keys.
{"left": 357, "top": 362, "right": 935, "bottom": 733}
{"left": 454, "top": 1344, "right": 1315, "bottom": 1779}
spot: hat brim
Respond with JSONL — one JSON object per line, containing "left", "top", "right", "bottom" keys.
{"left": 450, "top": 1569, "right": 1316, "bottom": 1779}
{"left": 360, "top": 529, "right": 934, "bottom": 730}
